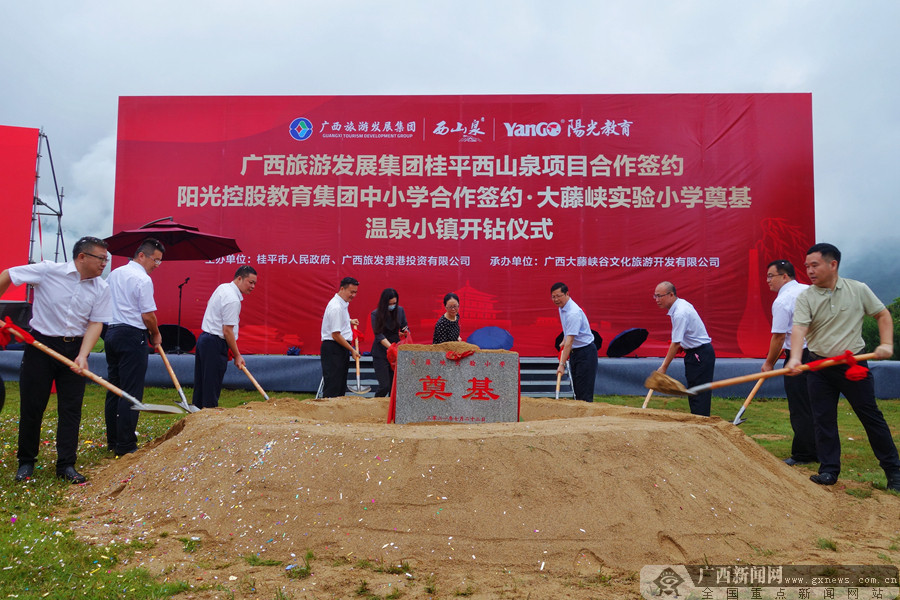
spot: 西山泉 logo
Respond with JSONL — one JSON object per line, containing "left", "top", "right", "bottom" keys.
{"left": 289, "top": 118, "right": 313, "bottom": 141}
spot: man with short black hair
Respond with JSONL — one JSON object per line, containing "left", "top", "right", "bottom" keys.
{"left": 787, "top": 243, "right": 900, "bottom": 490}
{"left": 0, "top": 236, "right": 112, "bottom": 483}
{"left": 320, "top": 277, "right": 360, "bottom": 398}
{"left": 104, "top": 238, "right": 165, "bottom": 455}
{"left": 654, "top": 281, "right": 716, "bottom": 416}
{"left": 551, "top": 282, "right": 597, "bottom": 402}
{"left": 193, "top": 265, "right": 258, "bottom": 409}
{"left": 762, "top": 259, "right": 816, "bottom": 466}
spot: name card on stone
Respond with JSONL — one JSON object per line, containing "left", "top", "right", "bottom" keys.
{"left": 392, "top": 344, "right": 520, "bottom": 424}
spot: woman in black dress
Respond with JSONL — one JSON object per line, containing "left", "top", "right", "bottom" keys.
{"left": 370, "top": 288, "right": 408, "bottom": 397}
{"left": 432, "top": 292, "right": 461, "bottom": 344}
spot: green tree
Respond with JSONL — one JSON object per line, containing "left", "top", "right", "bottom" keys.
{"left": 862, "top": 297, "right": 900, "bottom": 360}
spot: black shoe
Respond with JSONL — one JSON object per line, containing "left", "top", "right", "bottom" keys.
{"left": 115, "top": 448, "right": 138, "bottom": 457}
{"left": 886, "top": 473, "right": 900, "bottom": 492}
{"left": 810, "top": 472, "right": 837, "bottom": 486}
{"left": 784, "top": 457, "right": 813, "bottom": 466}
{"left": 14, "top": 463, "right": 34, "bottom": 481}
{"left": 56, "top": 466, "right": 86, "bottom": 484}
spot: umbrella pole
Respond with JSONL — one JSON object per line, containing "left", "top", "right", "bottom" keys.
{"left": 175, "top": 277, "right": 189, "bottom": 354}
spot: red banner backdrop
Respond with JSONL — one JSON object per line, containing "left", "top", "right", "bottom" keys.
{"left": 0, "top": 125, "right": 39, "bottom": 301}
{"left": 114, "top": 94, "right": 814, "bottom": 357}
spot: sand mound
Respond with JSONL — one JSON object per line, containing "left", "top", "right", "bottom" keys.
{"left": 67, "top": 397, "right": 900, "bottom": 599}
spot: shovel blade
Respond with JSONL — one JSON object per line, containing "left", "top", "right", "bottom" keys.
{"left": 130, "top": 402, "right": 186, "bottom": 414}
{"left": 347, "top": 385, "right": 371, "bottom": 396}
{"left": 177, "top": 399, "right": 201, "bottom": 413}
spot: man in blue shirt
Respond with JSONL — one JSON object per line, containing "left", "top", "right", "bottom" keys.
{"left": 552, "top": 282, "right": 597, "bottom": 402}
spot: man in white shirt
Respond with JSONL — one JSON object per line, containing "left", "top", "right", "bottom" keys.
{"left": 762, "top": 260, "right": 816, "bottom": 465}
{"left": 104, "top": 238, "right": 165, "bottom": 455}
{"left": 192, "top": 265, "right": 257, "bottom": 408}
{"left": 655, "top": 281, "right": 716, "bottom": 416}
{"left": 0, "top": 236, "right": 112, "bottom": 483}
{"left": 320, "top": 277, "right": 360, "bottom": 398}
{"left": 551, "top": 282, "right": 598, "bottom": 402}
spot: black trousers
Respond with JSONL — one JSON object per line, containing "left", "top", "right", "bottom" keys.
{"left": 18, "top": 333, "right": 86, "bottom": 470}
{"left": 193, "top": 332, "right": 228, "bottom": 409}
{"left": 683, "top": 343, "right": 715, "bottom": 416}
{"left": 569, "top": 342, "right": 598, "bottom": 402}
{"left": 372, "top": 354, "right": 394, "bottom": 398}
{"left": 321, "top": 340, "right": 350, "bottom": 398}
{"left": 783, "top": 351, "right": 817, "bottom": 462}
{"left": 104, "top": 325, "right": 147, "bottom": 454}
{"left": 806, "top": 355, "right": 900, "bottom": 478}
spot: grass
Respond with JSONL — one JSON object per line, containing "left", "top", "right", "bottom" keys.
{"left": 0, "top": 382, "right": 293, "bottom": 599}
{"left": 816, "top": 537, "right": 838, "bottom": 551}
{"left": 0, "top": 378, "right": 897, "bottom": 598}
{"left": 600, "top": 393, "right": 900, "bottom": 485}
{"left": 285, "top": 550, "right": 314, "bottom": 580}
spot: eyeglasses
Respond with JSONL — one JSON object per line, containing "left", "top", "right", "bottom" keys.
{"left": 83, "top": 251, "right": 109, "bottom": 264}
{"left": 766, "top": 273, "right": 782, "bottom": 280}
{"left": 653, "top": 292, "right": 672, "bottom": 299}
{"left": 152, "top": 258, "right": 162, "bottom": 266}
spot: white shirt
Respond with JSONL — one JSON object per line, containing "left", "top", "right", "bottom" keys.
{"left": 667, "top": 297, "right": 711, "bottom": 349}
{"left": 321, "top": 293, "right": 352, "bottom": 342}
{"left": 8, "top": 260, "right": 111, "bottom": 337}
{"left": 108, "top": 260, "right": 157, "bottom": 329}
{"left": 559, "top": 298, "right": 593, "bottom": 348}
{"left": 771, "top": 279, "right": 808, "bottom": 350}
{"left": 201, "top": 281, "right": 243, "bottom": 339}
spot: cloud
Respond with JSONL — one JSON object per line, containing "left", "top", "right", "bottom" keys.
{"left": 62, "top": 133, "right": 117, "bottom": 242}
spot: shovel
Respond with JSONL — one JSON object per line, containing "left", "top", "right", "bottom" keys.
{"left": 641, "top": 389, "right": 654, "bottom": 409}
{"left": 347, "top": 327, "right": 370, "bottom": 395}
{"left": 554, "top": 371, "right": 562, "bottom": 400}
{"left": 732, "top": 379, "right": 764, "bottom": 425}
{"left": 685, "top": 352, "right": 878, "bottom": 396}
{"left": 0, "top": 318, "right": 184, "bottom": 414}
{"left": 240, "top": 364, "right": 270, "bottom": 400}
{"left": 157, "top": 344, "right": 200, "bottom": 413}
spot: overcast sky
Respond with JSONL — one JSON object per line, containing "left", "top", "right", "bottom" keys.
{"left": 2, "top": 0, "right": 899, "bottom": 300}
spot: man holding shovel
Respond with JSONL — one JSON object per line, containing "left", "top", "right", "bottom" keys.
{"left": 787, "top": 243, "right": 900, "bottom": 490}
{"left": 320, "top": 277, "right": 360, "bottom": 398}
{"left": 104, "top": 238, "right": 165, "bottom": 456}
{"left": 762, "top": 260, "right": 816, "bottom": 466}
{"left": 551, "top": 282, "right": 597, "bottom": 402}
{"left": 0, "top": 236, "right": 112, "bottom": 483}
{"left": 193, "top": 265, "right": 257, "bottom": 409}
{"left": 654, "top": 281, "right": 715, "bottom": 416}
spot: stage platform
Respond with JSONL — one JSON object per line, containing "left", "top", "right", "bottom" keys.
{"left": 2, "top": 351, "right": 899, "bottom": 399}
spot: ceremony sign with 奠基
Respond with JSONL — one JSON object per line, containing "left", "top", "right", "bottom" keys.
{"left": 392, "top": 342, "right": 520, "bottom": 424}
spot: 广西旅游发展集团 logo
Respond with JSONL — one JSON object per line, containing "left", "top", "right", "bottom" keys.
{"left": 289, "top": 118, "right": 313, "bottom": 141}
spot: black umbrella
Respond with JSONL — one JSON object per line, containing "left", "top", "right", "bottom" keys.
{"left": 554, "top": 330, "right": 602, "bottom": 353}
{"left": 104, "top": 216, "right": 241, "bottom": 261}
{"left": 606, "top": 328, "right": 649, "bottom": 358}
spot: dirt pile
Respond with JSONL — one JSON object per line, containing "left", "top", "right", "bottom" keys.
{"left": 67, "top": 397, "right": 900, "bottom": 599}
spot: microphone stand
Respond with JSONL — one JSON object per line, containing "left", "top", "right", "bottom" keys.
{"left": 176, "top": 277, "right": 189, "bottom": 354}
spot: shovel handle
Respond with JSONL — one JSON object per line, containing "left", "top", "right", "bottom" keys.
{"left": 554, "top": 371, "right": 562, "bottom": 400}
{"left": 688, "top": 352, "right": 878, "bottom": 395}
{"left": 641, "top": 389, "right": 654, "bottom": 409}
{"left": 353, "top": 329, "right": 362, "bottom": 380}
{"left": 10, "top": 329, "right": 141, "bottom": 406}
{"left": 240, "top": 365, "right": 270, "bottom": 400}
{"left": 157, "top": 345, "right": 184, "bottom": 395}
{"left": 732, "top": 379, "right": 764, "bottom": 424}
